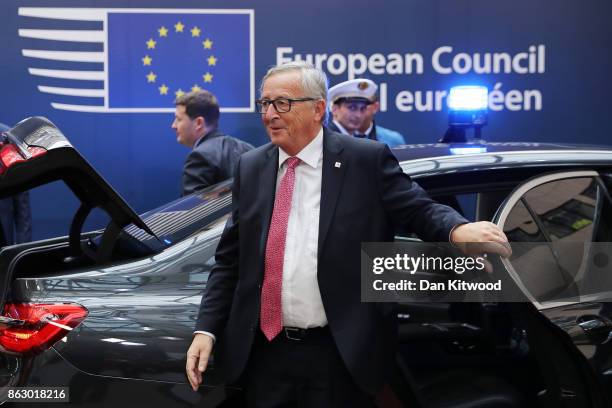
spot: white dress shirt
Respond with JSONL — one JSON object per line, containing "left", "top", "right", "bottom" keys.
{"left": 276, "top": 127, "right": 327, "bottom": 328}
{"left": 363, "top": 122, "right": 374, "bottom": 137}
{"left": 195, "top": 127, "right": 326, "bottom": 340}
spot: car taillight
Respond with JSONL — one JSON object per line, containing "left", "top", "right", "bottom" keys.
{"left": 0, "top": 303, "right": 88, "bottom": 355}
{"left": 28, "top": 146, "right": 47, "bottom": 158}
{"left": 0, "top": 145, "right": 25, "bottom": 175}
{"left": 0, "top": 144, "right": 47, "bottom": 175}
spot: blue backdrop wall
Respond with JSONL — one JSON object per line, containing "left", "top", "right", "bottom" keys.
{"left": 1, "top": 0, "right": 612, "bottom": 239}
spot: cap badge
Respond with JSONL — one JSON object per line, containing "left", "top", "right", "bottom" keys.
{"left": 358, "top": 81, "right": 369, "bottom": 90}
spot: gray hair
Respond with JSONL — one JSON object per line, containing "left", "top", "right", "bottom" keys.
{"left": 260, "top": 60, "right": 328, "bottom": 101}
{"left": 260, "top": 61, "right": 328, "bottom": 123}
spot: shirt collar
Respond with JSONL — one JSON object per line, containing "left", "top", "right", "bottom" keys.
{"left": 364, "top": 121, "right": 374, "bottom": 136}
{"left": 278, "top": 126, "right": 323, "bottom": 170}
{"left": 332, "top": 120, "right": 351, "bottom": 136}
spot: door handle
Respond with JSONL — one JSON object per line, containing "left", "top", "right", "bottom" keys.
{"left": 577, "top": 315, "right": 612, "bottom": 344}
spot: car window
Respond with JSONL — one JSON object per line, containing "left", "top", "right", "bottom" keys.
{"left": 502, "top": 193, "right": 570, "bottom": 303}
{"left": 499, "top": 174, "right": 612, "bottom": 305}
{"left": 523, "top": 178, "right": 597, "bottom": 242}
{"left": 503, "top": 200, "right": 547, "bottom": 243}
{"left": 596, "top": 174, "right": 612, "bottom": 242}
{"left": 116, "top": 182, "right": 232, "bottom": 255}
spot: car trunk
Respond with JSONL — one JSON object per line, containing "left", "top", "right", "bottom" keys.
{"left": 0, "top": 117, "right": 159, "bottom": 304}
{"left": 0, "top": 118, "right": 161, "bottom": 392}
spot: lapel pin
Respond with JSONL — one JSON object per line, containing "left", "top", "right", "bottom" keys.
{"left": 335, "top": 162, "right": 341, "bottom": 168}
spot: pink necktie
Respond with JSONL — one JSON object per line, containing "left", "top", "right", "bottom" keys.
{"left": 260, "top": 156, "right": 301, "bottom": 341}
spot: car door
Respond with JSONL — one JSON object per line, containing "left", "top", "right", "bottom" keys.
{"left": 495, "top": 170, "right": 612, "bottom": 400}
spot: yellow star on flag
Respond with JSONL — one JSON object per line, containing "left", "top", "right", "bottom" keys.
{"left": 191, "top": 26, "right": 201, "bottom": 37}
{"left": 146, "top": 38, "right": 156, "bottom": 49}
{"left": 146, "top": 71, "right": 157, "bottom": 83}
{"left": 159, "top": 84, "right": 169, "bottom": 95}
{"left": 175, "top": 89, "right": 185, "bottom": 98}
{"left": 191, "top": 84, "right": 202, "bottom": 92}
{"left": 207, "top": 55, "right": 217, "bottom": 66}
{"left": 158, "top": 26, "right": 168, "bottom": 37}
{"left": 142, "top": 55, "right": 152, "bottom": 66}
{"left": 202, "top": 38, "right": 213, "bottom": 49}
{"left": 175, "top": 21, "right": 185, "bottom": 33}
{"left": 203, "top": 72, "right": 213, "bottom": 83}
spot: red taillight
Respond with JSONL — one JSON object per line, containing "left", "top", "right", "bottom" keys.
{"left": 0, "top": 144, "right": 48, "bottom": 175}
{"left": 0, "top": 303, "right": 88, "bottom": 355}
{"left": 0, "top": 145, "right": 25, "bottom": 175}
{"left": 28, "top": 146, "right": 47, "bottom": 158}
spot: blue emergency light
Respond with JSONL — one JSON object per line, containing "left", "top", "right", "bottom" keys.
{"left": 447, "top": 86, "right": 488, "bottom": 111}
{"left": 440, "top": 86, "right": 489, "bottom": 143}
{"left": 449, "top": 146, "right": 488, "bottom": 155}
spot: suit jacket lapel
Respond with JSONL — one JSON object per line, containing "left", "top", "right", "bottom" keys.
{"left": 319, "top": 128, "right": 346, "bottom": 256}
{"left": 258, "top": 145, "right": 279, "bottom": 259}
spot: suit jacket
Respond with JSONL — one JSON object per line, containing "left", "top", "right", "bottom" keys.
{"left": 372, "top": 122, "right": 405, "bottom": 148}
{"left": 196, "top": 128, "right": 467, "bottom": 394}
{"left": 0, "top": 192, "right": 32, "bottom": 247}
{"left": 181, "top": 130, "right": 253, "bottom": 196}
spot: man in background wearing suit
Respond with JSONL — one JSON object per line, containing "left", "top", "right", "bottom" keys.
{"left": 0, "top": 122, "right": 32, "bottom": 247}
{"left": 172, "top": 90, "right": 253, "bottom": 196}
{"left": 186, "top": 61, "right": 510, "bottom": 406}
{"left": 329, "top": 78, "right": 406, "bottom": 148}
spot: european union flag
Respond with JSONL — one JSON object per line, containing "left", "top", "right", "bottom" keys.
{"left": 108, "top": 11, "right": 253, "bottom": 111}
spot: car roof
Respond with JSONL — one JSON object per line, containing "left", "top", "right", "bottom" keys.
{"left": 394, "top": 142, "right": 612, "bottom": 177}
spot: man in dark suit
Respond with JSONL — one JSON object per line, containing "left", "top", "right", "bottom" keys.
{"left": 0, "top": 123, "right": 32, "bottom": 247}
{"left": 186, "top": 62, "right": 510, "bottom": 406}
{"left": 172, "top": 90, "right": 253, "bottom": 196}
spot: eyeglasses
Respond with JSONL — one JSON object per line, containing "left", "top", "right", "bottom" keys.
{"left": 255, "top": 97, "right": 316, "bottom": 113}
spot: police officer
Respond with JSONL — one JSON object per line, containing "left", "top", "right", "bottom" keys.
{"left": 328, "top": 79, "right": 405, "bottom": 148}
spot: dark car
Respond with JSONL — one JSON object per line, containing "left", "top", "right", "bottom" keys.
{"left": 0, "top": 117, "right": 611, "bottom": 407}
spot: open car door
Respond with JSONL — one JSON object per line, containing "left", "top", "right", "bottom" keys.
{"left": 494, "top": 170, "right": 611, "bottom": 408}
